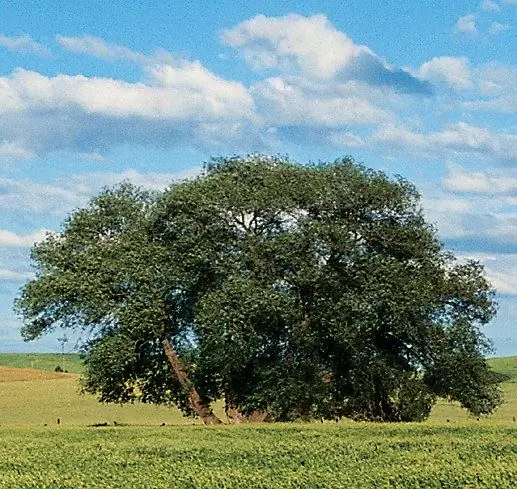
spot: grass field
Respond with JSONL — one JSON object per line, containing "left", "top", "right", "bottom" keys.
{"left": 1, "top": 353, "right": 516, "bottom": 426}
{"left": 0, "top": 353, "right": 84, "bottom": 374}
{"left": 0, "top": 354, "right": 516, "bottom": 487}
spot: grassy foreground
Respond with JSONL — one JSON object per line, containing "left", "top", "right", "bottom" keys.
{"left": 1, "top": 424, "right": 516, "bottom": 488}
{"left": 0, "top": 355, "right": 516, "bottom": 487}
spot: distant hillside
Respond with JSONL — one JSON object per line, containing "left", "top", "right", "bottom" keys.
{"left": 0, "top": 365, "right": 76, "bottom": 382}
{"left": 0, "top": 353, "right": 84, "bottom": 374}
{"left": 0, "top": 353, "right": 515, "bottom": 381}
{"left": 488, "top": 356, "right": 517, "bottom": 383}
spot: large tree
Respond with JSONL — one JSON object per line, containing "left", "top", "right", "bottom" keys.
{"left": 15, "top": 155, "right": 502, "bottom": 422}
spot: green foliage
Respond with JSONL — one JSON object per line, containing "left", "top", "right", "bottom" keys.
{"left": 15, "top": 155, "right": 501, "bottom": 422}
{"left": 1, "top": 424, "right": 517, "bottom": 488}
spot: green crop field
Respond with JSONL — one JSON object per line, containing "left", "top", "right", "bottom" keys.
{"left": 1, "top": 424, "right": 516, "bottom": 488}
{"left": 0, "top": 355, "right": 516, "bottom": 487}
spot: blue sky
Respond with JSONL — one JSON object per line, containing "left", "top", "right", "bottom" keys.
{"left": 0, "top": 0, "right": 516, "bottom": 354}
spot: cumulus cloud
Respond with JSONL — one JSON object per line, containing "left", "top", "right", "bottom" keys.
{"left": 0, "top": 34, "right": 258, "bottom": 159}
{"left": 252, "top": 77, "right": 392, "bottom": 128}
{"left": 461, "top": 63, "right": 517, "bottom": 113}
{"left": 455, "top": 14, "right": 478, "bottom": 35}
{"left": 481, "top": 0, "right": 501, "bottom": 11}
{"left": 478, "top": 63, "right": 517, "bottom": 96}
{"left": 0, "top": 229, "right": 49, "bottom": 247}
{"left": 375, "top": 122, "right": 517, "bottom": 164}
{"left": 57, "top": 35, "right": 146, "bottom": 63}
{"left": 0, "top": 64, "right": 255, "bottom": 159}
{"left": 0, "top": 168, "right": 200, "bottom": 217}
{"left": 1, "top": 23, "right": 515, "bottom": 164}
{"left": 221, "top": 14, "right": 365, "bottom": 77}
{"left": 0, "top": 268, "right": 34, "bottom": 282}
{"left": 423, "top": 192, "right": 475, "bottom": 239}
{"left": 57, "top": 35, "right": 182, "bottom": 68}
{"left": 443, "top": 165, "right": 517, "bottom": 193}
{"left": 3, "top": 67, "right": 252, "bottom": 120}
{"left": 418, "top": 56, "right": 472, "bottom": 90}
{"left": 413, "top": 57, "right": 517, "bottom": 116}
{"left": 0, "top": 141, "right": 35, "bottom": 161}
{"left": 489, "top": 22, "right": 510, "bottom": 34}
{"left": 0, "top": 177, "right": 87, "bottom": 215}
{"left": 424, "top": 194, "right": 517, "bottom": 251}
{"left": 422, "top": 164, "right": 517, "bottom": 257}
{"left": 0, "top": 34, "right": 50, "bottom": 56}
{"left": 221, "top": 14, "right": 432, "bottom": 95}
{"left": 3, "top": 26, "right": 420, "bottom": 159}
{"left": 327, "top": 131, "right": 366, "bottom": 148}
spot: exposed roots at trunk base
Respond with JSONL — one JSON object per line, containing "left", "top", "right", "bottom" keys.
{"left": 225, "top": 402, "right": 270, "bottom": 423}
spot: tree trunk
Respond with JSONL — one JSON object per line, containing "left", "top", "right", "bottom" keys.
{"left": 161, "top": 338, "right": 222, "bottom": 425}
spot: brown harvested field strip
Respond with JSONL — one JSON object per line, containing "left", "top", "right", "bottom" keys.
{"left": 0, "top": 366, "right": 77, "bottom": 382}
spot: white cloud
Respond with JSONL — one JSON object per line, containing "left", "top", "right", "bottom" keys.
{"left": 57, "top": 35, "right": 179, "bottom": 67}
{"left": 72, "top": 168, "right": 201, "bottom": 192}
{"left": 0, "top": 168, "right": 200, "bottom": 217}
{"left": 221, "top": 14, "right": 431, "bottom": 94}
{"left": 3, "top": 68, "right": 252, "bottom": 120}
{"left": 0, "top": 268, "right": 34, "bottom": 282}
{"left": 0, "top": 177, "right": 86, "bottom": 214}
{"left": 0, "top": 63, "right": 255, "bottom": 158}
{"left": 57, "top": 35, "right": 145, "bottom": 63}
{"left": 148, "top": 63, "right": 253, "bottom": 117}
{"left": 427, "top": 197, "right": 472, "bottom": 213}
{"left": 327, "top": 131, "right": 366, "bottom": 148}
{"left": 252, "top": 77, "right": 391, "bottom": 127}
{"left": 482, "top": 0, "right": 501, "bottom": 11}
{"left": 424, "top": 191, "right": 517, "bottom": 247}
{"left": 0, "top": 33, "right": 257, "bottom": 159}
{"left": 1, "top": 26, "right": 516, "bottom": 165}
{"left": 375, "top": 122, "right": 517, "bottom": 164}
{"left": 464, "top": 63, "right": 517, "bottom": 113}
{"left": 489, "top": 22, "right": 510, "bottom": 35}
{"left": 423, "top": 192, "right": 475, "bottom": 238}
{"left": 478, "top": 63, "right": 517, "bottom": 96}
{"left": 443, "top": 165, "right": 517, "bottom": 193}
{"left": 221, "top": 13, "right": 365, "bottom": 78}
{"left": 0, "top": 141, "right": 35, "bottom": 161}
{"left": 0, "top": 229, "right": 49, "bottom": 247}
{"left": 5, "top": 26, "right": 422, "bottom": 159}
{"left": 418, "top": 56, "right": 472, "bottom": 90}
{"left": 0, "top": 34, "right": 50, "bottom": 56}
{"left": 423, "top": 165, "right": 517, "bottom": 252}
{"left": 455, "top": 14, "right": 478, "bottom": 35}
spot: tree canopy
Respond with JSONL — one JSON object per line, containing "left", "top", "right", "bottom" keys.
{"left": 15, "top": 155, "right": 502, "bottom": 423}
